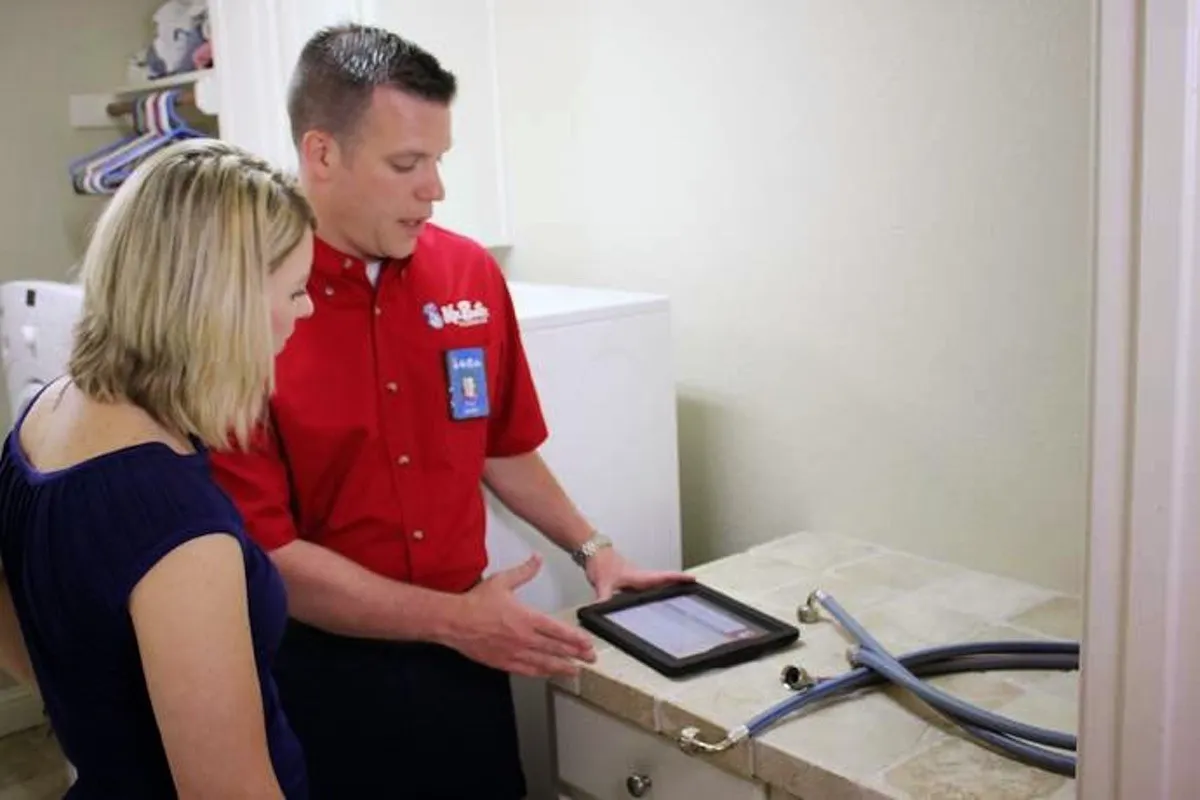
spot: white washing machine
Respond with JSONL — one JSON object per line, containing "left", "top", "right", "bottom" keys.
{"left": 0, "top": 280, "right": 83, "bottom": 424}
{"left": 0, "top": 279, "right": 83, "bottom": 783}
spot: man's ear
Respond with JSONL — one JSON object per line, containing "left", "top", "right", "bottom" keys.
{"left": 298, "top": 130, "right": 341, "bottom": 180}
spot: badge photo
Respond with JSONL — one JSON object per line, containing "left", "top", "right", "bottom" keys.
{"left": 445, "top": 346, "right": 490, "bottom": 420}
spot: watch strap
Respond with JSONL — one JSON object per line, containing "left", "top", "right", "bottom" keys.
{"left": 570, "top": 532, "right": 613, "bottom": 567}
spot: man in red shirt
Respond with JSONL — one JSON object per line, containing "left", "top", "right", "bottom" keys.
{"left": 209, "top": 23, "right": 689, "bottom": 799}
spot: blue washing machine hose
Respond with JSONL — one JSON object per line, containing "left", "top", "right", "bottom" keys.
{"left": 678, "top": 589, "right": 1079, "bottom": 777}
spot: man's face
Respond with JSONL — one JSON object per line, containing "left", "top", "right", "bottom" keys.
{"left": 316, "top": 87, "right": 451, "bottom": 259}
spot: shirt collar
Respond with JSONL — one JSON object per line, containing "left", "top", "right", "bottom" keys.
{"left": 312, "top": 236, "right": 367, "bottom": 279}
{"left": 311, "top": 235, "right": 414, "bottom": 281}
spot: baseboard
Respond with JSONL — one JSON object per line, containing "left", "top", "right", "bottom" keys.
{"left": 0, "top": 686, "right": 44, "bottom": 738}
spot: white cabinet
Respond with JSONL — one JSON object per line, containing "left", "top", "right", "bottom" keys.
{"left": 554, "top": 692, "right": 768, "bottom": 800}
{"left": 495, "top": 283, "right": 685, "bottom": 800}
{"left": 488, "top": 283, "right": 684, "bottom": 610}
{"left": 183, "top": 0, "right": 510, "bottom": 246}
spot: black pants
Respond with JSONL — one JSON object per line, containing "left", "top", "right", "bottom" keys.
{"left": 273, "top": 620, "right": 526, "bottom": 799}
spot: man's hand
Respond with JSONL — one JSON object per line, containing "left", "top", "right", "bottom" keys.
{"left": 585, "top": 547, "right": 694, "bottom": 601}
{"left": 444, "top": 554, "right": 597, "bottom": 678}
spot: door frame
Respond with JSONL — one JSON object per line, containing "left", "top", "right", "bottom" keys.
{"left": 1080, "top": 0, "right": 1200, "bottom": 795}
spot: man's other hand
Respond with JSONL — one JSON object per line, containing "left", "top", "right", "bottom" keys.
{"left": 586, "top": 547, "right": 694, "bottom": 602}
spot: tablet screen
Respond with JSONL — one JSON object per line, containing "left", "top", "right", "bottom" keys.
{"left": 603, "top": 593, "right": 767, "bottom": 659}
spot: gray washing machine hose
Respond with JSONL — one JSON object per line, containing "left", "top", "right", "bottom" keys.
{"left": 678, "top": 589, "right": 1079, "bottom": 777}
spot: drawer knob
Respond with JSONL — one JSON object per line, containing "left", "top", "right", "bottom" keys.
{"left": 626, "top": 772, "right": 653, "bottom": 797}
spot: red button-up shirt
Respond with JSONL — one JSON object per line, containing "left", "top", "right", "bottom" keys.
{"left": 209, "top": 227, "right": 549, "bottom": 593}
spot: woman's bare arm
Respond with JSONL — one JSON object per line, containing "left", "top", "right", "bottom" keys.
{"left": 130, "top": 534, "right": 284, "bottom": 799}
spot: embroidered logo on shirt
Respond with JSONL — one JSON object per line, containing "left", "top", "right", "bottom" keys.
{"left": 422, "top": 302, "right": 445, "bottom": 330}
{"left": 424, "top": 300, "right": 491, "bottom": 329}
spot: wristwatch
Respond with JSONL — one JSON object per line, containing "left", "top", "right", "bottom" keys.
{"left": 570, "top": 532, "right": 613, "bottom": 567}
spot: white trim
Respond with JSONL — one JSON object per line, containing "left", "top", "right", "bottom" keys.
{"left": 484, "top": 0, "right": 514, "bottom": 247}
{"left": 0, "top": 685, "right": 43, "bottom": 739}
{"left": 1146, "top": 1, "right": 1200, "bottom": 794}
{"left": 1083, "top": 0, "right": 1200, "bottom": 796}
{"left": 1078, "top": 0, "right": 1136, "bottom": 794}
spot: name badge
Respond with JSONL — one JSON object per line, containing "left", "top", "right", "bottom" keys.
{"left": 445, "top": 347, "right": 490, "bottom": 420}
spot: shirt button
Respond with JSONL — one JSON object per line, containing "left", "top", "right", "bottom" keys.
{"left": 343, "top": 258, "right": 353, "bottom": 269}
{"left": 412, "top": 530, "right": 425, "bottom": 541}
{"left": 324, "top": 285, "right": 334, "bottom": 297}
{"left": 397, "top": 454, "right": 410, "bottom": 465}
{"left": 386, "top": 381, "right": 398, "bottom": 393}
{"left": 374, "top": 305, "right": 382, "bottom": 316}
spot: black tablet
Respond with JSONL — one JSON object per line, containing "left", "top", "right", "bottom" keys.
{"left": 577, "top": 581, "right": 800, "bottom": 678}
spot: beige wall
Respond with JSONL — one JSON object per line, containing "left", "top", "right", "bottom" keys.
{"left": 493, "top": 0, "right": 1094, "bottom": 593}
{"left": 1, "top": 3, "right": 164, "bottom": 288}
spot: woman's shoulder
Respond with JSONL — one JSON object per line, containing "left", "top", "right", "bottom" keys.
{"left": 9, "top": 380, "right": 209, "bottom": 486}
{"left": 0, "top": 442, "right": 246, "bottom": 617}
{"left": 2, "top": 382, "right": 249, "bottom": 594}
{"left": 98, "top": 449, "right": 246, "bottom": 582}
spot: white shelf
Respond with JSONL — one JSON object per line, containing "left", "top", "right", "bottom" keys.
{"left": 69, "top": 68, "right": 219, "bottom": 129}
{"left": 112, "top": 68, "right": 214, "bottom": 95}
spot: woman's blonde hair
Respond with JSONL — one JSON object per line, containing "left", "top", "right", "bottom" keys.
{"left": 68, "top": 137, "right": 315, "bottom": 450}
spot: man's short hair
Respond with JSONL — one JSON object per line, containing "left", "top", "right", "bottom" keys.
{"left": 287, "top": 23, "right": 457, "bottom": 146}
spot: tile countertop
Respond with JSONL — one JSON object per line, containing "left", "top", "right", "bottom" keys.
{"left": 551, "top": 532, "right": 1081, "bottom": 800}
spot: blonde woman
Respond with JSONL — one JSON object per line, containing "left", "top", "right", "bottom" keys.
{"left": 0, "top": 138, "right": 315, "bottom": 799}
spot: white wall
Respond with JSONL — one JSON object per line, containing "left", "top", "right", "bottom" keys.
{"left": 492, "top": 0, "right": 1093, "bottom": 593}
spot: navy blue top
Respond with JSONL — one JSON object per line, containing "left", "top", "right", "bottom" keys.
{"left": 0, "top": 396, "right": 307, "bottom": 799}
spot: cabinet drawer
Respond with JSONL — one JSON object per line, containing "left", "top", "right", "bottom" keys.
{"left": 554, "top": 692, "right": 766, "bottom": 800}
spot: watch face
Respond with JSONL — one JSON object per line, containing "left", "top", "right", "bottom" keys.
{"left": 573, "top": 534, "right": 610, "bottom": 566}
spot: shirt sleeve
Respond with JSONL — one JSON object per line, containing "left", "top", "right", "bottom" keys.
{"left": 208, "top": 414, "right": 300, "bottom": 551}
{"left": 487, "top": 278, "right": 549, "bottom": 458}
{"left": 102, "top": 461, "right": 251, "bottom": 608}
